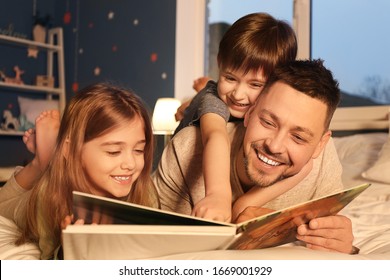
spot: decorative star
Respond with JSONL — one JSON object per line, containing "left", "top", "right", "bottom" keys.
{"left": 108, "top": 11, "right": 114, "bottom": 20}
{"left": 27, "top": 48, "right": 38, "bottom": 58}
{"left": 133, "top": 19, "right": 139, "bottom": 26}
{"left": 150, "top": 53, "right": 158, "bottom": 62}
{"left": 94, "top": 67, "right": 101, "bottom": 76}
{"left": 63, "top": 11, "right": 71, "bottom": 24}
{"left": 72, "top": 82, "right": 79, "bottom": 93}
{"left": 161, "top": 72, "right": 167, "bottom": 80}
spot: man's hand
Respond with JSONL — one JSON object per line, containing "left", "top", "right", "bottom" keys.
{"left": 296, "top": 214, "right": 355, "bottom": 254}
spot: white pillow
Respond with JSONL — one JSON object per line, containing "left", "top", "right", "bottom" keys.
{"left": 362, "top": 135, "right": 390, "bottom": 184}
{"left": 18, "top": 96, "right": 59, "bottom": 125}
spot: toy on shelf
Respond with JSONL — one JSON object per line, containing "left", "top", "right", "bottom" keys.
{"left": 0, "top": 70, "right": 5, "bottom": 82}
{"left": 36, "top": 75, "right": 55, "bottom": 88}
{"left": 28, "top": 13, "right": 52, "bottom": 58}
{"left": 1, "top": 110, "right": 20, "bottom": 131}
{"left": 1, "top": 66, "right": 25, "bottom": 85}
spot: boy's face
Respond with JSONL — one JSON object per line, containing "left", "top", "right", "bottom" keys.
{"left": 217, "top": 67, "right": 266, "bottom": 119}
{"left": 242, "top": 81, "right": 331, "bottom": 187}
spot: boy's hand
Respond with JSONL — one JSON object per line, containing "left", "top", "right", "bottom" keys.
{"left": 296, "top": 214, "right": 354, "bottom": 254}
{"left": 192, "top": 194, "right": 232, "bottom": 222}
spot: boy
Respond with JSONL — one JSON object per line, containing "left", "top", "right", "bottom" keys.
{"left": 173, "top": 13, "right": 299, "bottom": 222}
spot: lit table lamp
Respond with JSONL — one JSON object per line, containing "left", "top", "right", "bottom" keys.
{"left": 152, "top": 98, "right": 181, "bottom": 145}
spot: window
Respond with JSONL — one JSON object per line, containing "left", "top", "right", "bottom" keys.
{"left": 205, "top": 0, "right": 293, "bottom": 79}
{"left": 176, "top": 0, "right": 389, "bottom": 106}
{"left": 312, "top": 0, "right": 390, "bottom": 105}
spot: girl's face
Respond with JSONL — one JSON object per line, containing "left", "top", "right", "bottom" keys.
{"left": 80, "top": 116, "right": 146, "bottom": 198}
{"left": 217, "top": 67, "right": 266, "bottom": 119}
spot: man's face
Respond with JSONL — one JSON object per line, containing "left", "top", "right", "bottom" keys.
{"left": 242, "top": 81, "right": 331, "bottom": 187}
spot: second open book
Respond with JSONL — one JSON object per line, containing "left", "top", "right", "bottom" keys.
{"left": 62, "top": 183, "right": 370, "bottom": 259}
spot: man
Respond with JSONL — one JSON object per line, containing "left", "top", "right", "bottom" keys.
{"left": 153, "top": 59, "right": 357, "bottom": 254}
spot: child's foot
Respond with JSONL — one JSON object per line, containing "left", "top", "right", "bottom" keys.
{"left": 33, "top": 110, "right": 61, "bottom": 171}
{"left": 23, "top": 128, "right": 36, "bottom": 154}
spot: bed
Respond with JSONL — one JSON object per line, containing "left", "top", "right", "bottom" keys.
{"left": 1, "top": 106, "right": 389, "bottom": 260}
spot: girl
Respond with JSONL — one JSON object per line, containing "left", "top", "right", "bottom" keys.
{"left": 0, "top": 83, "right": 159, "bottom": 259}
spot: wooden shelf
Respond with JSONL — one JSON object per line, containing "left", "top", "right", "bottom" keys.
{"left": 0, "top": 81, "right": 62, "bottom": 95}
{"left": 0, "top": 28, "right": 66, "bottom": 137}
{"left": 0, "top": 129, "right": 24, "bottom": 136}
{"left": 0, "top": 33, "right": 61, "bottom": 51}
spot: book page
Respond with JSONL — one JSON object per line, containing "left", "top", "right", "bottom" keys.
{"left": 228, "top": 183, "right": 371, "bottom": 250}
{"left": 72, "top": 191, "right": 231, "bottom": 227}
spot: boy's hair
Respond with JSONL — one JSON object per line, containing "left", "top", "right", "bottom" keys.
{"left": 262, "top": 59, "right": 341, "bottom": 130}
{"left": 217, "top": 12, "right": 297, "bottom": 79}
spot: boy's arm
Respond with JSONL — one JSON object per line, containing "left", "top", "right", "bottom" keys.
{"left": 191, "top": 112, "right": 232, "bottom": 222}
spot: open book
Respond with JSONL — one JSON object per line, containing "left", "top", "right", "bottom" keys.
{"left": 62, "top": 183, "right": 370, "bottom": 259}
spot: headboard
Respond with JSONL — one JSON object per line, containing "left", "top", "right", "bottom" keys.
{"left": 330, "top": 105, "right": 390, "bottom": 133}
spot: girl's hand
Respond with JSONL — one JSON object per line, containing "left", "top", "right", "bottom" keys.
{"left": 61, "top": 215, "right": 85, "bottom": 229}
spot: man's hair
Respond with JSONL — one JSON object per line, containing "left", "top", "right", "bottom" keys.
{"left": 262, "top": 59, "right": 341, "bottom": 129}
{"left": 217, "top": 12, "right": 297, "bottom": 79}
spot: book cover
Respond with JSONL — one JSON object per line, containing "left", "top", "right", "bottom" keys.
{"left": 62, "top": 183, "right": 370, "bottom": 259}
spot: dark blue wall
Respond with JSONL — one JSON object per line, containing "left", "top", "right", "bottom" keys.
{"left": 0, "top": 0, "right": 176, "bottom": 166}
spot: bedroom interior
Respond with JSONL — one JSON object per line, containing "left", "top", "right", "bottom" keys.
{"left": 1, "top": 0, "right": 390, "bottom": 261}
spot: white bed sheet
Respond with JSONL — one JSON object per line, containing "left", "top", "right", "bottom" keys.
{"left": 335, "top": 133, "right": 390, "bottom": 256}
{"left": 1, "top": 133, "right": 389, "bottom": 260}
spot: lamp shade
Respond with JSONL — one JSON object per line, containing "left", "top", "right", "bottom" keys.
{"left": 152, "top": 98, "right": 181, "bottom": 134}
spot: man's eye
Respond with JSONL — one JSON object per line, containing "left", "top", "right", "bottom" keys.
{"left": 292, "top": 134, "right": 307, "bottom": 143}
{"left": 260, "top": 118, "right": 274, "bottom": 127}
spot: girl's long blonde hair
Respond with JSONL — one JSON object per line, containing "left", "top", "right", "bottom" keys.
{"left": 18, "top": 83, "right": 159, "bottom": 259}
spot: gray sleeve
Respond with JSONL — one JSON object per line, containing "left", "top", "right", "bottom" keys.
{"left": 198, "top": 92, "right": 230, "bottom": 122}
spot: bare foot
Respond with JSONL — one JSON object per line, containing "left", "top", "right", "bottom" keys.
{"left": 192, "top": 76, "right": 210, "bottom": 92}
{"left": 23, "top": 128, "right": 36, "bottom": 154}
{"left": 33, "top": 110, "right": 61, "bottom": 171}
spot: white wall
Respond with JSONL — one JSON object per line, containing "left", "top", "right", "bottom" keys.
{"left": 175, "top": 0, "right": 206, "bottom": 102}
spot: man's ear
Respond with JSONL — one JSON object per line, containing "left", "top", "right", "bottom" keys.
{"left": 312, "top": 130, "right": 332, "bottom": 159}
{"left": 244, "top": 105, "right": 255, "bottom": 127}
